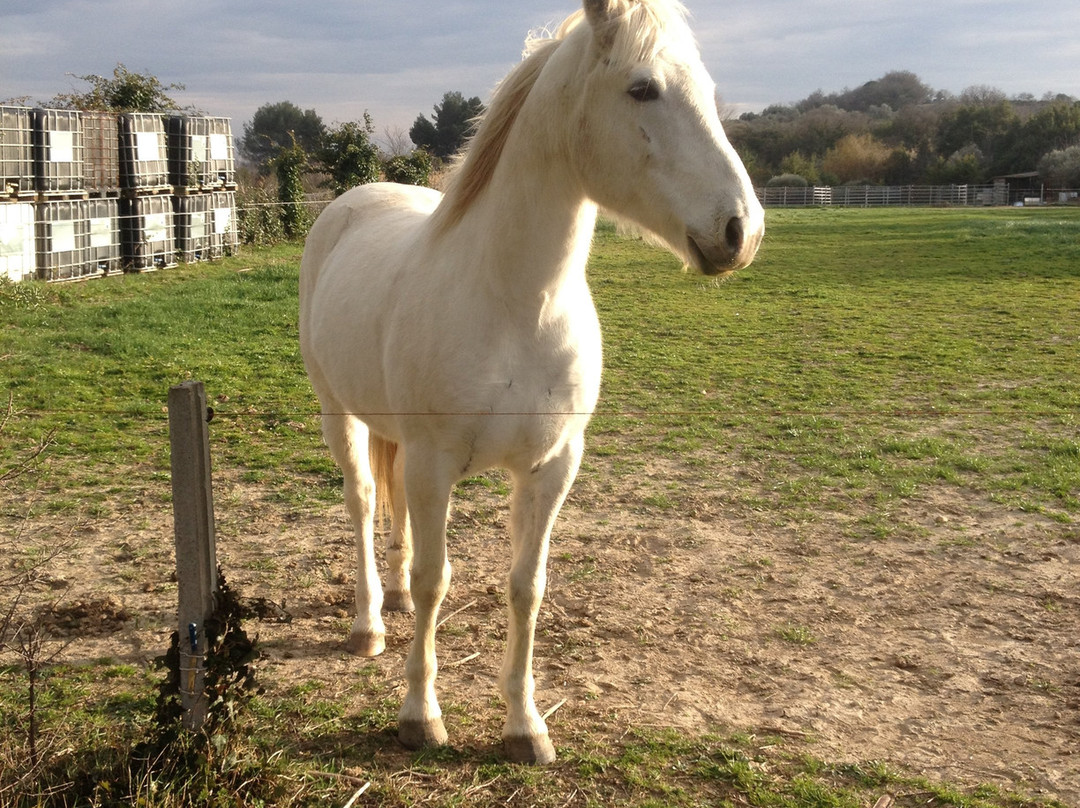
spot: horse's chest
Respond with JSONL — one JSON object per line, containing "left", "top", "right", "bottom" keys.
{"left": 477, "top": 338, "right": 596, "bottom": 417}
{"left": 466, "top": 329, "right": 601, "bottom": 466}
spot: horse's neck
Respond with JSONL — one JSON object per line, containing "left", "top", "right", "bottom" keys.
{"left": 434, "top": 116, "right": 597, "bottom": 308}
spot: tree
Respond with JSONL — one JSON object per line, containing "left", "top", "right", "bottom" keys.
{"left": 791, "top": 105, "right": 863, "bottom": 162}
{"left": 834, "top": 71, "right": 934, "bottom": 113}
{"left": 1038, "top": 145, "right": 1080, "bottom": 188}
{"left": 821, "top": 133, "right": 892, "bottom": 184}
{"left": 882, "top": 103, "right": 946, "bottom": 151}
{"left": 1006, "top": 101, "right": 1080, "bottom": 168}
{"left": 240, "top": 101, "right": 325, "bottom": 170}
{"left": 318, "top": 114, "right": 381, "bottom": 195}
{"left": 936, "top": 100, "right": 1017, "bottom": 171}
{"left": 50, "top": 63, "right": 186, "bottom": 112}
{"left": 410, "top": 91, "right": 485, "bottom": 158}
{"left": 959, "top": 85, "right": 1008, "bottom": 106}
{"left": 924, "top": 144, "right": 986, "bottom": 184}
{"left": 275, "top": 135, "right": 310, "bottom": 239}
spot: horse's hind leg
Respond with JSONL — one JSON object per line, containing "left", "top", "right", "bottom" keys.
{"left": 322, "top": 410, "right": 385, "bottom": 656}
{"left": 501, "top": 437, "right": 584, "bottom": 764}
{"left": 397, "top": 448, "right": 454, "bottom": 750}
{"left": 383, "top": 443, "right": 414, "bottom": 612}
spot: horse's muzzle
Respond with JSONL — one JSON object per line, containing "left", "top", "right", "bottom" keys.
{"left": 687, "top": 216, "right": 763, "bottom": 275}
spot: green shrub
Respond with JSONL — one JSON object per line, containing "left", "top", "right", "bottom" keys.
{"left": 235, "top": 182, "right": 286, "bottom": 246}
{"left": 765, "top": 173, "right": 808, "bottom": 188}
{"left": 384, "top": 150, "right": 433, "bottom": 186}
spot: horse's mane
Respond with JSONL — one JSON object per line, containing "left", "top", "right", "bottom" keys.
{"left": 430, "top": 35, "right": 564, "bottom": 233}
{"left": 432, "top": 0, "right": 690, "bottom": 233}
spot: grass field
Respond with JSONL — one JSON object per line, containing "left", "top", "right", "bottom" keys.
{"left": 2, "top": 206, "right": 1078, "bottom": 806}
{"left": 3, "top": 207, "right": 1077, "bottom": 528}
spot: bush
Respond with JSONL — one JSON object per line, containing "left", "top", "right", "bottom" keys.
{"left": 822, "top": 133, "right": 893, "bottom": 184}
{"left": 927, "top": 145, "right": 986, "bottom": 185}
{"left": 235, "top": 182, "right": 286, "bottom": 246}
{"left": 276, "top": 141, "right": 312, "bottom": 239}
{"left": 779, "top": 151, "right": 820, "bottom": 185}
{"left": 766, "top": 173, "right": 808, "bottom": 188}
{"left": 319, "top": 116, "right": 381, "bottom": 195}
{"left": 384, "top": 150, "right": 433, "bottom": 186}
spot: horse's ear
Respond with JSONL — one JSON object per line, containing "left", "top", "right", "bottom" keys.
{"left": 583, "top": 0, "right": 618, "bottom": 52}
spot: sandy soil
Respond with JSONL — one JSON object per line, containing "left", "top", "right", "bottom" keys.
{"left": 11, "top": 463, "right": 1079, "bottom": 804}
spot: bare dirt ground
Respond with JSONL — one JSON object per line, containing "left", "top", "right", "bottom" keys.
{"left": 14, "top": 462, "right": 1080, "bottom": 805}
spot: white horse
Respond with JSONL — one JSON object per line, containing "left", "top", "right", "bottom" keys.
{"left": 299, "top": 0, "right": 763, "bottom": 764}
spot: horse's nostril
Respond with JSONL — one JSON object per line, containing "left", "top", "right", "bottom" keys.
{"left": 724, "top": 217, "right": 744, "bottom": 255}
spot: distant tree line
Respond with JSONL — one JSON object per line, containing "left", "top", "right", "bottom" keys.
{"left": 239, "top": 101, "right": 434, "bottom": 191}
{"left": 239, "top": 90, "right": 485, "bottom": 189}
{"left": 234, "top": 91, "right": 482, "bottom": 242}
{"left": 14, "top": 64, "right": 1079, "bottom": 192}
{"left": 727, "top": 71, "right": 1080, "bottom": 188}
{"left": 22, "top": 64, "right": 1078, "bottom": 246}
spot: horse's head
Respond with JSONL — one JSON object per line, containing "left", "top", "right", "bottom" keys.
{"left": 568, "top": 0, "right": 763, "bottom": 274}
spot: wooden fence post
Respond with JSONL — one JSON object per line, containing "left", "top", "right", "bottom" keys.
{"left": 168, "top": 380, "right": 218, "bottom": 730}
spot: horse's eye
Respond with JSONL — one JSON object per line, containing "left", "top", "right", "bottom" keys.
{"left": 627, "top": 80, "right": 660, "bottom": 102}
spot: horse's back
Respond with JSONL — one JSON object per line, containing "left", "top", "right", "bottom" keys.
{"left": 300, "top": 182, "right": 441, "bottom": 342}
{"left": 300, "top": 183, "right": 443, "bottom": 417}
{"left": 301, "top": 182, "right": 441, "bottom": 301}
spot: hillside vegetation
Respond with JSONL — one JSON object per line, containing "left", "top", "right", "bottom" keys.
{"left": 727, "top": 71, "right": 1080, "bottom": 187}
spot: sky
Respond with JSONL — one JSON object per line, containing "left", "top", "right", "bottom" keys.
{"left": 3, "top": 0, "right": 1080, "bottom": 150}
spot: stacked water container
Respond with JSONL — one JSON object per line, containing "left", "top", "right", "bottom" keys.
{"left": 32, "top": 108, "right": 120, "bottom": 282}
{"left": 167, "top": 116, "right": 238, "bottom": 263}
{"left": 120, "top": 113, "right": 176, "bottom": 271}
{"left": 1, "top": 107, "right": 238, "bottom": 283}
{"left": 0, "top": 106, "right": 36, "bottom": 282}
{"left": 81, "top": 110, "right": 123, "bottom": 276}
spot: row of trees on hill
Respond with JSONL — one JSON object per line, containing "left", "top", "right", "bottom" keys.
{"left": 16, "top": 65, "right": 1078, "bottom": 204}
{"left": 727, "top": 71, "right": 1080, "bottom": 188}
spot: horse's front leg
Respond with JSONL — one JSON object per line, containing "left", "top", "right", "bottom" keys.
{"left": 322, "top": 412, "right": 385, "bottom": 657}
{"left": 397, "top": 450, "right": 454, "bottom": 750}
{"left": 501, "top": 437, "right": 584, "bottom": 764}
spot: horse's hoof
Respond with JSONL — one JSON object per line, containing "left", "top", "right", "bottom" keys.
{"left": 345, "top": 630, "right": 385, "bottom": 657}
{"left": 398, "top": 718, "right": 448, "bottom": 750}
{"left": 383, "top": 590, "right": 415, "bottom": 613}
{"left": 503, "top": 733, "right": 556, "bottom": 765}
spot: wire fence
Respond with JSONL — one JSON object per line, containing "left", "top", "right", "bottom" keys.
{"left": 6, "top": 184, "right": 1080, "bottom": 285}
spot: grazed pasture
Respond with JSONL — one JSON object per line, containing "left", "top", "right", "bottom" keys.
{"left": 1, "top": 208, "right": 1078, "bottom": 806}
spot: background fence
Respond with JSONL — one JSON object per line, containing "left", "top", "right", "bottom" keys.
{"left": 758, "top": 184, "right": 1080, "bottom": 208}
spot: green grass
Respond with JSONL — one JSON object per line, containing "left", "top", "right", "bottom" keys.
{"left": 0, "top": 245, "right": 334, "bottom": 514}
{"left": 1, "top": 663, "right": 1066, "bottom": 808}
{"left": 589, "top": 207, "right": 1080, "bottom": 529}
{"left": 2, "top": 207, "right": 1079, "bottom": 806}
{"left": 2, "top": 208, "right": 1078, "bottom": 527}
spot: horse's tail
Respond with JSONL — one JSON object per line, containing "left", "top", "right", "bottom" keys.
{"left": 369, "top": 434, "right": 398, "bottom": 526}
